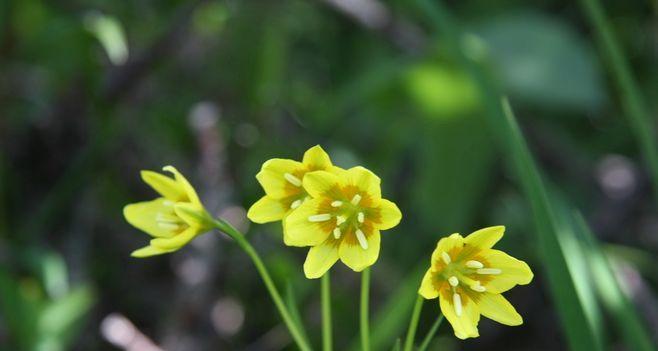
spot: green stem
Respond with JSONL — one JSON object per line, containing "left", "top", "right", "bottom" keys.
{"left": 322, "top": 272, "right": 333, "bottom": 351}
{"left": 402, "top": 295, "right": 424, "bottom": 351}
{"left": 214, "top": 219, "right": 313, "bottom": 351}
{"left": 417, "top": 314, "right": 444, "bottom": 351}
{"left": 360, "top": 268, "right": 371, "bottom": 351}
{"left": 579, "top": 0, "right": 658, "bottom": 207}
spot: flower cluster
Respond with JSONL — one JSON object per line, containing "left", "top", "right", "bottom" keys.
{"left": 418, "top": 226, "right": 533, "bottom": 339}
{"left": 122, "top": 147, "right": 534, "bottom": 342}
{"left": 248, "top": 145, "right": 402, "bottom": 278}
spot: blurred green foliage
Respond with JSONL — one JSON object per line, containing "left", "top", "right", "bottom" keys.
{"left": 1, "top": 0, "right": 657, "bottom": 350}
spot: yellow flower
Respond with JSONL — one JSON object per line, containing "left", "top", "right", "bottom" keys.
{"left": 418, "top": 226, "right": 533, "bottom": 339}
{"left": 123, "top": 166, "right": 212, "bottom": 257}
{"left": 285, "top": 166, "right": 402, "bottom": 278}
{"left": 247, "top": 145, "right": 342, "bottom": 226}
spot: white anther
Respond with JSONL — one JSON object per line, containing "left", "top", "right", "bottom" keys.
{"left": 471, "top": 282, "right": 486, "bottom": 292}
{"left": 308, "top": 214, "right": 331, "bottom": 222}
{"left": 351, "top": 194, "right": 362, "bottom": 205}
{"left": 156, "top": 213, "right": 177, "bottom": 222}
{"left": 333, "top": 227, "right": 342, "bottom": 239}
{"left": 448, "top": 276, "right": 459, "bottom": 287}
{"left": 476, "top": 268, "right": 502, "bottom": 275}
{"left": 284, "top": 173, "right": 302, "bottom": 187}
{"left": 357, "top": 212, "right": 365, "bottom": 223}
{"left": 157, "top": 222, "right": 181, "bottom": 231}
{"left": 355, "top": 229, "right": 368, "bottom": 250}
{"left": 466, "top": 260, "right": 484, "bottom": 269}
{"left": 336, "top": 215, "right": 347, "bottom": 226}
{"left": 290, "top": 199, "right": 302, "bottom": 209}
{"left": 453, "top": 293, "right": 462, "bottom": 316}
{"left": 441, "top": 252, "right": 451, "bottom": 265}
{"left": 331, "top": 200, "right": 343, "bottom": 207}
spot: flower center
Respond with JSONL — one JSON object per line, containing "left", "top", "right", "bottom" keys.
{"left": 437, "top": 251, "right": 502, "bottom": 317}
{"left": 155, "top": 201, "right": 188, "bottom": 234}
{"left": 307, "top": 192, "right": 370, "bottom": 250}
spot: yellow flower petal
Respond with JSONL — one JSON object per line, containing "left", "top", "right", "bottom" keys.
{"left": 162, "top": 165, "right": 201, "bottom": 205}
{"left": 255, "top": 159, "right": 304, "bottom": 199}
{"left": 373, "top": 199, "right": 401, "bottom": 230}
{"left": 174, "top": 202, "right": 210, "bottom": 228}
{"left": 150, "top": 227, "right": 200, "bottom": 250}
{"left": 439, "top": 291, "right": 480, "bottom": 339}
{"left": 123, "top": 199, "right": 177, "bottom": 238}
{"left": 431, "top": 233, "right": 463, "bottom": 269}
{"left": 303, "top": 238, "right": 340, "bottom": 279}
{"left": 302, "top": 171, "right": 342, "bottom": 198}
{"left": 283, "top": 199, "right": 331, "bottom": 247}
{"left": 480, "top": 249, "right": 533, "bottom": 293}
{"left": 141, "top": 170, "right": 186, "bottom": 201}
{"left": 344, "top": 166, "right": 381, "bottom": 201}
{"left": 338, "top": 228, "right": 381, "bottom": 272}
{"left": 477, "top": 293, "right": 523, "bottom": 326}
{"left": 418, "top": 269, "right": 439, "bottom": 299}
{"left": 131, "top": 245, "right": 174, "bottom": 258}
{"left": 464, "top": 226, "right": 505, "bottom": 250}
{"left": 302, "top": 145, "right": 333, "bottom": 171}
{"left": 247, "top": 196, "right": 288, "bottom": 223}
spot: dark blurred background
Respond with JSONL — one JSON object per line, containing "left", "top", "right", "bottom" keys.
{"left": 1, "top": 0, "right": 657, "bottom": 350}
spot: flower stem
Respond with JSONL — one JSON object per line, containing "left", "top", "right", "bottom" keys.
{"left": 403, "top": 295, "right": 424, "bottom": 351}
{"left": 417, "top": 314, "right": 444, "bottom": 351}
{"left": 213, "top": 219, "right": 313, "bottom": 351}
{"left": 321, "top": 272, "right": 333, "bottom": 351}
{"left": 360, "top": 268, "right": 371, "bottom": 351}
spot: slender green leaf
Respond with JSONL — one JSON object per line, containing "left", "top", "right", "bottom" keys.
{"left": 573, "top": 214, "right": 655, "bottom": 351}
{"left": 578, "top": 0, "right": 658, "bottom": 206}
{"left": 414, "top": 1, "right": 606, "bottom": 349}
{"left": 285, "top": 280, "right": 311, "bottom": 348}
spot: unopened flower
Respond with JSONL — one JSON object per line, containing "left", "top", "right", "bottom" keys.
{"left": 247, "top": 145, "right": 342, "bottom": 226}
{"left": 124, "top": 166, "right": 212, "bottom": 257}
{"left": 285, "top": 166, "right": 401, "bottom": 278}
{"left": 418, "top": 226, "right": 533, "bottom": 339}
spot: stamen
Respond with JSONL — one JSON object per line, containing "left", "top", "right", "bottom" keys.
{"left": 466, "top": 260, "right": 484, "bottom": 269}
{"left": 157, "top": 222, "right": 181, "bottom": 231}
{"left": 333, "top": 227, "right": 342, "bottom": 239}
{"left": 331, "top": 200, "right": 343, "bottom": 207}
{"left": 453, "top": 293, "right": 462, "bottom": 317}
{"left": 162, "top": 200, "right": 175, "bottom": 207}
{"left": 471, "top": 282, "right": 486, "bottom": 292}
{"left": 357, "top": 212, "right": 365, "bottom": 223}
{"left": 476, "top": 268, "right": 502, "bottom": 275}
{"left": 351, "top": 194, "right": 362, "bottom": 205}
{"left": 308, "top": 214, "right": 331, "bottom": 222}
{"left": 336, "top": 215, "right": 347, "bottom": 226}
{"left": 355, "top": 229, "right": 368, "bottom": 250}
{"left": 290, "top": 199, "right": 302, "bottom": 209}
{"left": 448, "top": 276, "right": 459, "bottom": 287}
{"left": 441, "top": 252, "right": 451, "bottom": 265}
{"left": 284, "top": 173, "right": 302, "bottom": 187}
{"left": 155, "top": 213, "right": 180, "bottom": 223}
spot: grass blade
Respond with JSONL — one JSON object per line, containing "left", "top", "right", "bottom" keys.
{"left": 573, "top": 214, "right": 655, "bottom": 350}
{"left": 579, "top": 0, "right": 658, "bottom": 206}
{"left": 414, "top": 1, "right": 607, "bottom": 349}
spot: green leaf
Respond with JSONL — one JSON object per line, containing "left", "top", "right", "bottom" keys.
{"left": 573, "top": 214, "right": 655, "bottom": 351}
{"left": 0, "top": 269, "right": 42, "bottom": 350}
{"left": 38, "top": 286, "right": 94, "bottom": 350}
{"left": 414, "top": 2, "right": 608, "bottom": 349}
{"left": 473, "top": 12, "right": 605, "bottom": 112}
{"left": 284, "top": 280, "right": 311, "bottom": 348}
